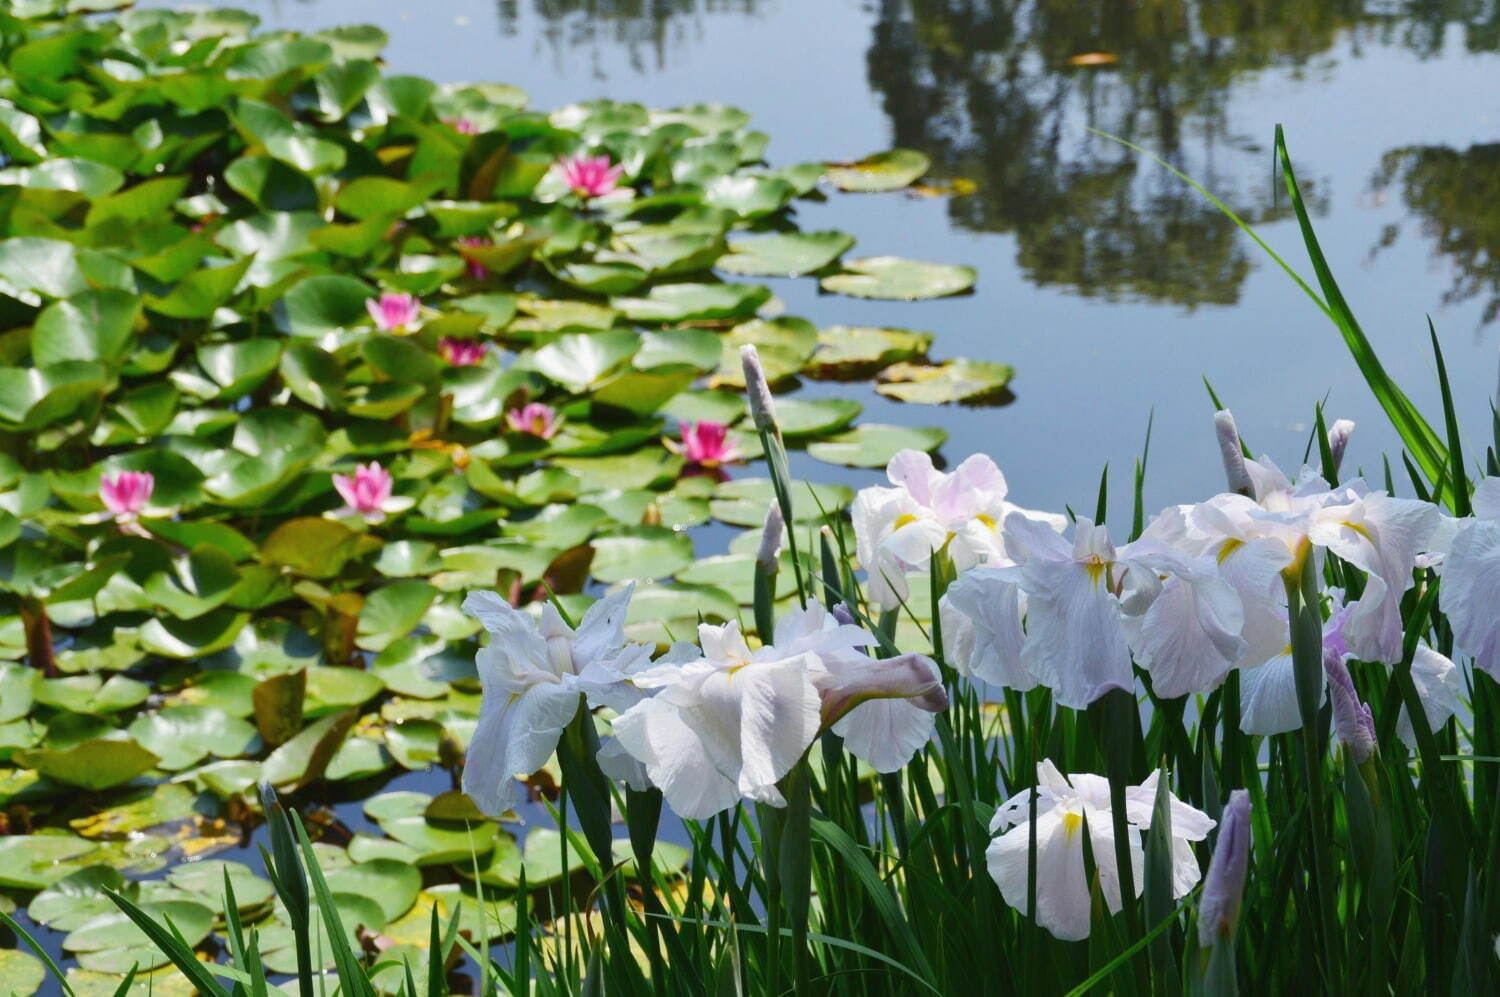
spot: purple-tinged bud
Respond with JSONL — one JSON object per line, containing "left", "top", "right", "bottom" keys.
{"left": 757, "top": 502, "right": 785, "bottom": 570}
{"left": 740, "top": 344, "right": 779, "bottom": 433}
{"left": 1214, "top": 410, "right": 1253, "bottom": 497}
{"left": 1325, "top": 654, "right": 1376, "bottom": 764}
{"left": 830, "top": 602, "right": 857, "bottom": 627}
{"left": 1198, "top": 789, "right": 1251, "bottom": 947}
{"left": 819, "top": 652, "right": 948, "bottom": 725}
{"left": 1327, "top": 419, "right": 1355, "bottom": 474}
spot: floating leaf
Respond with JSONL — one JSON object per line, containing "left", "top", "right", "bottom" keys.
{"left": 590, "top": 526, "right": 695, "bottom": 583}
{"left": 807, "top": 423, "right": 948, "bottom": 468}
{"left": 826, "top": 149, "right": 930, "bottom": 192}
{"left": 717, "top": 231, "right": 854, "bottom": 277}
{"left": 875, "top": 359, "right": 1015, "bottom": 405}
{"left": 16, "top": 738, "right": 159, "bottom": 791}
{"left": 804, "top": 325, "right": 933, "bottom": 379}
{"left": 612, "top": 283, "right": 770, "bottom": 323}
{"left": 820, "top": 256, "right": 975, "bottom": 300}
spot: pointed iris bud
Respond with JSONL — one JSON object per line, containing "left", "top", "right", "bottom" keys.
{"left": 830, "top": 602, "right": 858, "bottom": 627}
{"left": 1325, "top": 653, "right": 1376, "bottom": 764}
{"left": 757, "top": 502, "right": 785, "bottom": 570}
{"left": 1214, "top": 410, "right": 1253, "bottom": 497}
{"left": 1198, "top": 789, "right": 1251, "bottom": 947}
{"left": 1327, "top": 418, "right": 1355, "bottom": 474}
{"left": 740, "top": 344, "right": 779, "bottom": 433}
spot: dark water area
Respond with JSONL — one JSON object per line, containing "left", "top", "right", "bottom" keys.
{"left": 18, "top": 0, "right": 1500, "bottom": 989}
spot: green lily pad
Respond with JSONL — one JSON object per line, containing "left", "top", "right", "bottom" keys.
{"left": 826, "top": 149, "right": 931, "bottom": 192}
{"left": 127, "top": 706, "right": 259, "bottom": 772}
{"left": 710, "top": 477, "right": 854, "bottom": 527}
{"left": 323, "top": 858, "right": 421, "bottom": 923}
{"left": 17, "top": 738, "right": 160, "bottom": 791}
{"left": 774, "top": 397, "right": 862, "bottom": 437}
{"left": 63, "top": 899, "right": 214, "bottom": 955}
{"left": 26, "top": 866, "right": 125, "bottom": 931}
{"left": 820, "top": 256, "right": 976, "bottom": 300}
{"left": 717, "top": 231, "right": 854, "bottom": 277}
{"left": 531, "top": 330, "right": 640, "bottom": 392}
{"left": 875, "top": 359, "right": 1015, "bottom": 405}
{"left": 0, "top": 834, "right": 99, "bottom": 890}
{"left": 260, "top": 708, "right": 357, "bottom": 790}
{"left": 612, "top": 283, "right": 770, "bottom": 323}
{"left": 67, "top": 783, "right": 204, "bottom": 839}
{"left": 590, "top": 526, "right": 695, "bottom": 583}
{"left": 807, "top": 423, "right": 948, "bottom": 468}
{"left": 0, "top": 948, "right": 44, "bottom": 997}
{"left": 34, "top": 674, "right": 150, "bottom": 715}
{"left": 0, "top": 661, "right": 36, "bottom": 722}
{"left": 805, "top": 325, "right": 933, "bottom": 378}
{"left": 357, "top": 580, "right": 440, "bottom": 652}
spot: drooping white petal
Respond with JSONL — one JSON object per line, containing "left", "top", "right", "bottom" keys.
{"left": 832, "top": 697, "right": 936, "bottom": 772}
{"left": 940, "top": 567, "right": 1035, "bottom": 690}
{"left": 1238, "top": 652, "right": 1312, "bottom": 735}
{"left": 1397, "top": 645, "right": 1466, "bottom": 748}
{"left": 1122, "top": 555, "right": 1245, "bottom": 698}
{"left": 722, "top": 654, "right": 825, "bottom": 804}
{"left": 1016, "top": 540, "right": 1133, "bottom": 709}
{"left": 462, "top": 681, "right": 581, "bottom": 818}
{"left": 987, "top": 807, "right": 1095, "bottom": 942}
{"left": 1442, "top": 517, "right": 1500, "bottom": 678}
{"left": 613, "top": 698, "right": 741, "bottom": 820}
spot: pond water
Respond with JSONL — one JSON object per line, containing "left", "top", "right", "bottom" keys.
{"left": 152, "top": 0, "right": 1500, "bottom": 517}
{"left": 18, "top": 0, "right": 1500, "bottom": 988}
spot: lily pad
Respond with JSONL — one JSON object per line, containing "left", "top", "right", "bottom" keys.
{"left": 717, "top": 231, "right": 854, "bottom": 277}
{"left": 807, "top": 423, "right": 948, "bottom": 468}
{"left": 612, "top": 283, "right": 770, "bottom": 323}
{"left": 820, "top": 256, "right": 976, "bottom": 300}
{"left": 805, "top": 325, "right": 933, "bottom": 378}
{"left": 826, "top": 149, "right": 931, "bottom": 192}
{"left": 17, "top": 738, "right": 160, "bottom": 791}
{"left": 875, "top": 359, "right": 1015, "bottom": 405}
{"left": 590, "top": 526, "right": 695, "bottom": 583}
{"left": 127, "top": 706, "right": 258, "bottom": 772}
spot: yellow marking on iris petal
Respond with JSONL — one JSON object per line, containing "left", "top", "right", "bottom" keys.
{"left": 976, "top": 513, "right": 997, "bottom": 530}
{"left": 1084, "top": 557, "right": 1109, "bottom": 587}
{"left": 893, "top": 513, "right": 919, "bottom": 530}
{"left": 1344, "top": 520, "right": 1372, "bottom": 541}
{"left": 1062, "top": 812, "right": 1083, "bottom": 837}
{"left": 1217, "top": 537, "right": 1244, "bottom": 564}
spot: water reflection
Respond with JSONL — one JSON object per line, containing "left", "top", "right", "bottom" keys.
{"left": 497, "top": 0, "right": 767, "bottom": 72}
{"left": 1371, "top": 143, "right": 1500, "bottom": 325}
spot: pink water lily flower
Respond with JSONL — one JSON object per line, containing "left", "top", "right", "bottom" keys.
{"left": 439, "top": 337, "right": 487, "bottom": 366}
{"left": 100, "top": 471, "right": 154, "bottom": 521}
{"left": 675, "top": 421, "right": 740, "bottom": 468}
{"left": 555, "top": 153, "right": 625, "bottom": 200}
{"left": 506, "top": 402, "right": 561, "bottom": 440}
{"left": 366, "top": 292, "right": 420, "bottom": 332}
{"left": 444, "top": 117, "right": 480, "bottom": 135}
{"left": 456, "top": 236, "right": 492, "bottom": 280}
{"left": 332, "top": 462, "right": 396, "bottom": 524}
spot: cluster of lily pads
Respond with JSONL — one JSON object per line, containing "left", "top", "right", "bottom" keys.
{"left": 0, "top": 0, "right": 1010, "bottom": 988}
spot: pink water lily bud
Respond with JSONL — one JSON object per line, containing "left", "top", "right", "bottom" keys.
{"left": 444, "top": 117, "right": 480, "bottom": 135}
{"left": 680, "top": 421, "right": 739, "bottom": 467}
{"left": 366, "top": 292, "right": 420, "bottom": 332}
{"left": 333, "top": 462, "right": 394, "bottom": 522}
{"left": 506, "top": 402, "right": 560, "bottom": 440}
{"left": 556, "top": 153, "right": 625, "bottom": 200}
{"left": 456, "top": 236, "right": 492, "bottom": 280}
{"left": 100, "top": 471, "right": 154, "bottom": 520}
{"left": 438, "top": 337, "right": 487, "bottom": 366}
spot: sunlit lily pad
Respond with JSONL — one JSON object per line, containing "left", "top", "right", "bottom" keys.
{"left": 820, "top": 256, "right": 976, "bottom": 300}
{"left": 774, "top": 397, "right": 863, "bottom": 437}
{"left": 0, "top": 834, "right": 99, "bottom": 890}
{"left": 826, "top": 149, "right": 931, "bottom": 192}
{"left": 590, "top": 526, "right": 695, "bottom": 583}
{"left": 717, "top": 231, "right": 854, "bottom": 277}
{"left": 709, "top": 477, "right": 854, "bottom": 527}
{"left": 805, "top": 325, "right": 933, "bottom": 378}
{"left": 875, "top": 359, "right": 1015, "bottom": 405}
{"left": 17, "top": 737, "right": 160, "bottom": 791}
{"left": 612, "top": 283, "right": 770, "bottom": 323}
{"left": 127, "top": 706, "right": 259, "bottom": 771}
{"left": 807, "top": 423, "right": 948, "bottom": 467}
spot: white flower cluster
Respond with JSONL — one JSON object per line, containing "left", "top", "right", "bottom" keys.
{"left": 460, "top": 586, "right": 947, "bottom": 822}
